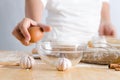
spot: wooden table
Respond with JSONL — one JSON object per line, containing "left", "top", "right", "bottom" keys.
{"left": 0, "top": 51, "right": 120, "bottom": 80}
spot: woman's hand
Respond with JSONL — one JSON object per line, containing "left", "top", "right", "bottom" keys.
{"left": 99, "top": 21, "right": 117, "bottom": 38}
{"left": 12, "top": 18, "right": 51, "bottom": 46}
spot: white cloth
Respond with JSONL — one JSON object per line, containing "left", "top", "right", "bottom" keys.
{"left": 102, "top": 0, "right": 109, "bottom": 2}
{"left": 41, "top": 0, "right": 110, "bottom": 43}
{"left": 41, "top": 0, "right": 109, "bottom": 7}
{"left": 41, "top": 0, "right": 48, "bottom": 7}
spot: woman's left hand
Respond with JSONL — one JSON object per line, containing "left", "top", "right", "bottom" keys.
{"left": 99, "top": 21, "right": 117, "bottom": 38}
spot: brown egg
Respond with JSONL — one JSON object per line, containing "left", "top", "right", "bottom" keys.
{"left": 28, "top": 26, "right": 44, "bottom": 43}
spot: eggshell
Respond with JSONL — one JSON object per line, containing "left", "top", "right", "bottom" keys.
{"left": 56, "top": 58, "right": 72, "bottom": 71}
{"left": 28, "top": 26, "right": 44, "bottom": 43}
{"left": 20, "top": 55, "right": 35, "bottom": 69}
{"left": 88, "top": 41, "right": 94, "bottom": 48}
{"left": 32, "top": 48, "right": 38, "bottom": 54}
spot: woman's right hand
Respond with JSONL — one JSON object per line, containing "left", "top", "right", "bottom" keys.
{"left": 12, "top": 18, "right": 51, "bottom": 46}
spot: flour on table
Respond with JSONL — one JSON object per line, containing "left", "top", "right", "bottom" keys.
{"left": 0, "top": 51, "right": 31, "bottom": 63}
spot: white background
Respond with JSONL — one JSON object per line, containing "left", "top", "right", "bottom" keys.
{"left": 0, "top": 0, "right": 120, "bottom": 51}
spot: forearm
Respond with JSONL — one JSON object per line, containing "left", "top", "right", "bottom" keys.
{"left": 25, "top": 0, "right": 44, "bottom": 22}
{"left": 99, "top": 2, "right": 116, "bottom": 37}
{"left": 101, "top": 2, "right": 111, "bottom": 23}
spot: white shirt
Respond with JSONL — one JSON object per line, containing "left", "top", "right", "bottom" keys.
{"left": 41, "top": 0, "right": 109, "bottom": 43}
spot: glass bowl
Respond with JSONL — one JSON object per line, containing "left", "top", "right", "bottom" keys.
{"left": 37, "top": 41, "right": 86, "bottom": 68}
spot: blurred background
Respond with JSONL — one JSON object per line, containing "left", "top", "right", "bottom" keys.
{"left": 0, "top": 0, "right": 120, "bottom": 51}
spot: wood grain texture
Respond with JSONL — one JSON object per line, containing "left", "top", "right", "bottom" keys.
{"left": 0, "top": 51, "right": 120, "bottom": 80}
{"left": 0, "top": 62, "right": 120, "bottom": 80}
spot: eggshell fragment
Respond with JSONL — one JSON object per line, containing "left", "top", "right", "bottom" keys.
{"left": 56, "top": 58, "right": 72, "bottom": 71}
{"left": 20, "top": 55, "right": 35, "bottom": 69}
{"left": 32, "top": 48, "right": 38, "bottom": 54}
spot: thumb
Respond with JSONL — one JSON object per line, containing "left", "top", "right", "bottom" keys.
{"left": 38, "top": 23, "right": 52, "bottom": 32}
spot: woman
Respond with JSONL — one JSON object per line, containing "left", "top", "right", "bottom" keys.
{"left": 12, "top": 0, "right": 116, "bottom": 46}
